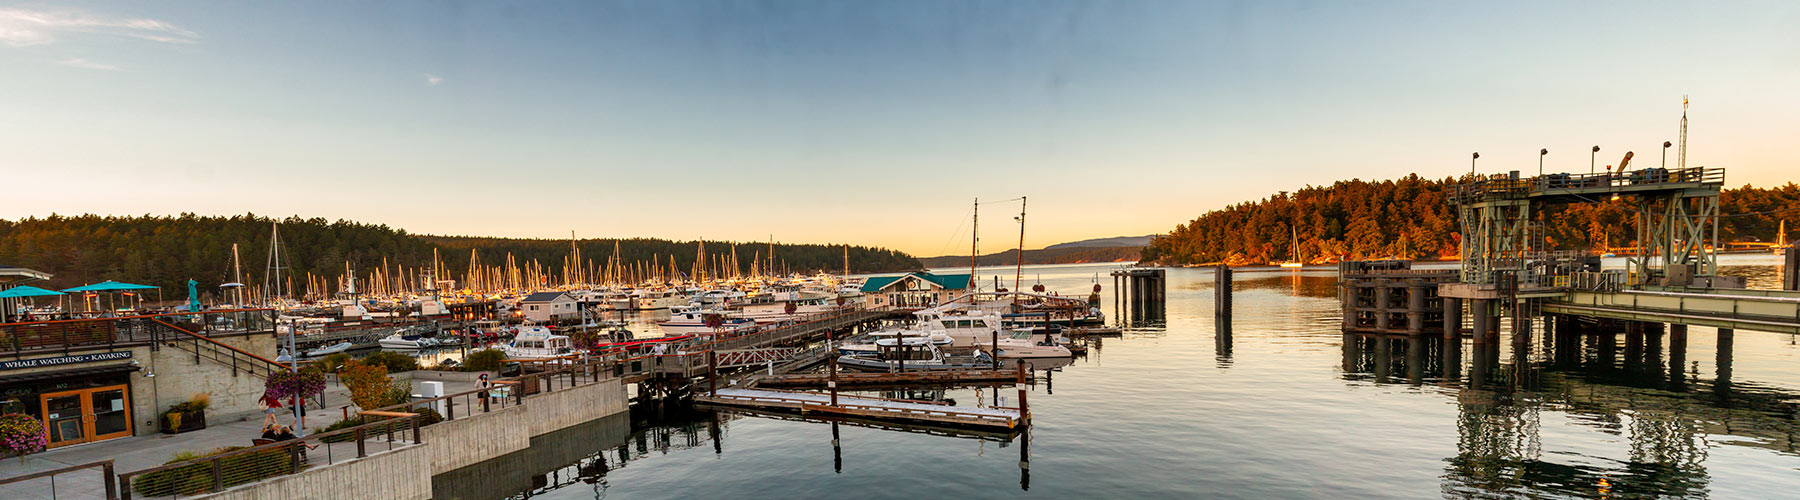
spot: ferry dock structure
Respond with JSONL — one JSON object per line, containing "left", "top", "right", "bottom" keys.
{"left": 1337, "top": 165, "right": 1800, "bottom": 373}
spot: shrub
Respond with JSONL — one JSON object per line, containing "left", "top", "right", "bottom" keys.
{"left": 316, "top": 352, "right": 352, "bottom": 373}
{"left": 0, "top": 413, "right": 48, "bottom": 459}
{"left": 361, "top": 351, "right": 418, "bottom": 373}
{"left": 132, "top": 445, "right": 304, "bottom": 497}
{"left": 339, "top": 361, "right": 392, "bottom": 412}
{"left": 462, "top": 349, "right": 506, "bottom": 373}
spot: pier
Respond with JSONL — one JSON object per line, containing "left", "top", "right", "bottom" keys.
{"left": 695, "top": 387, "right": 1024, "bottom": 430}
{"left": 1341, "top": 165, "right": 1800, "bottom": 358}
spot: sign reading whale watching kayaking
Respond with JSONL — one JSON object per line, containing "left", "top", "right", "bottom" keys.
{"left": 0, "top": 351, "right": 133, "bottom": 371}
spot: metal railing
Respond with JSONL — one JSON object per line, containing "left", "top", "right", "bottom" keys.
{"left": 117, "top": 414, "right": 422, "bottom": 500}
{"left": 148, "top": 318, "right": 284, "bottom": 379}
{"left": 1450, "top": 167, "right": 1724, "bottom": 204}
{"left": 0, "top": 459, "right": 117, "bottom": 500}
{"left": 0, "top": 308, "right": 276, "bottom": 357}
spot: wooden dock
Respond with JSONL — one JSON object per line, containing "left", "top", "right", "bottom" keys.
{"left": 695, "top": 387, "right": 1024, "bottom": 430}
{"left": 754, "top": 369, "right": 1020, "bottom": 387}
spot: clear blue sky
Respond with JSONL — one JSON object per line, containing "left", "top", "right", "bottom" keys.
{"left": 3, "top": 1, "right": 1796, "bottom": 255}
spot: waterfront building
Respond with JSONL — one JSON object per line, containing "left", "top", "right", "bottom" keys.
{"left": 860, "top": 271, "right": 972, "bottom": 309}
{"left": 518, "top": 291, "right": 578, "bottom": 323}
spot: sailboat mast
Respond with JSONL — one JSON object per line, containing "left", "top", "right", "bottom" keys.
{"left": 971, "top": 198, "right": 979, "bottom": 293}
{"left": 1015, "top": 196, "right": 1026, "bottom": 293}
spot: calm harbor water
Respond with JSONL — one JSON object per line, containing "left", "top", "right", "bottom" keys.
{"left": 436, "top": 257, "right": 1800, "bottom": 499}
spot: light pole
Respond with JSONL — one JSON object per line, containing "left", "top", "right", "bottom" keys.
{"left": 1539, "top": 148, "right": 1548, "bottom": 177}
{"left": 1590, "top": 145, "right": 1600, "bottom": 175}
{"left": 1471, "top": 152, "right": 1479, "bottom": 177}
{"left": 1662, "top": 141, "right": 1672, "bottom": 169}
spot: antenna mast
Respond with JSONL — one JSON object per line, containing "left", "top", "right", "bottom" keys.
{"left": 1679, "top": 95, "right": 1688, "bottom": 169}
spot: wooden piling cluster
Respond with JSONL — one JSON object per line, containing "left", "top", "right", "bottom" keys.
{"left": 1111, "top": 268, "right": 1166, "bottom": 324}
{"left": 1338, "top": 260, "right": 1459, "bottom": 335}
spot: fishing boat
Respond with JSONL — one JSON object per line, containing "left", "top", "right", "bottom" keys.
{"left": 303, "top": 341, "right": 353, "bottom": 357}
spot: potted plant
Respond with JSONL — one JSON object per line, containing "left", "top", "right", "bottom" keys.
{"left": 160, "top": 393, "right": 211, "bottom": 434}
{"left": 0, "top": 413, "right": 48, "bottom": 462}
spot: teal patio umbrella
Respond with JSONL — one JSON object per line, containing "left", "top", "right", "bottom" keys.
{"left": 0, "top": 285, "right": 63, "bottom": 298}
{"left": 0, "top": 285, "right": 65, "bottom": 322}
{"left": 62, "top": 281, "right": 159, "bottom": 314}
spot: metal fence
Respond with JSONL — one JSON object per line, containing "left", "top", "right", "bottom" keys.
{"left": 0, "top": 460, "right": 117, "bottom": 500}
{"left": 116, "top": 414, "right": 422, "bottom": 500}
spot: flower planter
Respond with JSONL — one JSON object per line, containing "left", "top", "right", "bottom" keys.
{"left": 159, "top": 410, "right": 207, "bottom": 434}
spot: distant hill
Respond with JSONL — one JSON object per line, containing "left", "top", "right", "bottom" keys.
{"left": 1044, "top": 235, "right": 1154, "bottom": 249}
{"left": 919, "top": 246, "right": 1144, "bottom": 268}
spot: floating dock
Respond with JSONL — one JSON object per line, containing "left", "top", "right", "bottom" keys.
{"left": 695, "top": 387, "right": 1024, "bottom": 430}
{"left": 754, "top": 369, "right": 1021, "bottom": 387}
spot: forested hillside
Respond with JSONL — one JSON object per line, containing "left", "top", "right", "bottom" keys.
{"left": 1142, "top": 176, "right": 1800, "bottom": 266}
{"left": 0, "top": 214, "right": 921, "bottom": 293}
{"left": 920, "top": 246, "right": 1143, "bottom": 268}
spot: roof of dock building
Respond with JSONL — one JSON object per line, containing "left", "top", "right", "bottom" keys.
{"left": 860, "top": 272, "right": 972, "bottom": 293}
{"left": 520, "top": 291, "right": 572, "bottom": 303}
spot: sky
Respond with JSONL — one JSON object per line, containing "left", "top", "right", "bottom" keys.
{"left": 2, "top": 1, "right": 1797, "bottom": 256}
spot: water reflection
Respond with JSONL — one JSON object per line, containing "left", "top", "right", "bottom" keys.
{"left": 1340, "top": 314, "right": 1800, "bottom": 498}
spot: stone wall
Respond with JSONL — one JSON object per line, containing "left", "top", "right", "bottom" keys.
{"left": 192, "top": 444, "right": 432, "bottom": 500}
{"left": 420, "top": 403, "right": 530, "bottom": 473}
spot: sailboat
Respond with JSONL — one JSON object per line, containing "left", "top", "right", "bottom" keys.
{"left": 1279, "top": 226, "right": 1305, "bottom": 268}
{"left": 1778, "top": 220, "right": 1789, "bottom": 256}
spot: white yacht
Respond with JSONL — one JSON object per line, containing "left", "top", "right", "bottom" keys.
{"left": 657, "top": 305, "right": 756, "bottom": 336}
{"left": 973, "top": 329, "right": 1074, "bottom": 358}
{"left": 502, "top": 324, "right": 575, "bottom": 360}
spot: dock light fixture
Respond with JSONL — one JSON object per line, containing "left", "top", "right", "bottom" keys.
{"left": 1591, "top": 145, "right": 1600, "bottom": 175}
{"left": 1663, "top": 141, "right": 1673, "bottom": 169}
{"left": 1471, "top": 152, "right": 1479, "bottom": 177}
{"left": 1539, "top": 148, "right": 1548, "bottom": 176}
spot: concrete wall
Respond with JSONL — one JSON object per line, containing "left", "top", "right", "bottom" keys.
{"left": 420, "top": 403, "right": 531, "bottom": 472}
{"left": 192, "top": 444, "right": 432, "bottom": 500}
{"left": 140, "top": 333, "right": 279, "bottom": 433}
{"left": 523, "top": 379, "right": 628, "bottom": 437}
{"left": 430, "top": 412, "right": 631, "bottom": 500}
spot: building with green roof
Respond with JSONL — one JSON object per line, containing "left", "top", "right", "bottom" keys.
{"left": 860, "top": 271, "right": 971, "bottom": 309}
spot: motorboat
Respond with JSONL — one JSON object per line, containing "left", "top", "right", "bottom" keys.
{"left": 378, "top": 333, "right": 427, "bottom": 350}
{"left": 503, "top": 324, "right": 575, "bottom": 360}
{"left": 974, "top": 329, "right": 1074, "bottom": 358}
{"left": 659, "top": 305, "right": 755, "bottom": 336}
{"left": 837, "top": 330, "right": 951, "bottom": 357}
{"left": 303, "top": 341, "right": 353, "bottom": 357}
{"left": 836, "top": 341, "right": 994, "bottom": 372}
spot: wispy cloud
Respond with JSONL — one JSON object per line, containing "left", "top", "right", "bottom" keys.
{"left": 425, "top": 74, "right": 443, "bottom": 86}
{"left": 0, "top": 7, "right": 198, "bottom": 47}
{"left": 58, "top": 57, "right": 121, "bottom": 71}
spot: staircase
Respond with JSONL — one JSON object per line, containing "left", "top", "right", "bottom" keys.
{"left": 150, "top": 318, "right": 285, "bottom": 379}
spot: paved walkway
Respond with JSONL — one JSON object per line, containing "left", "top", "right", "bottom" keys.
{"left": 0, "top": 377, "right": 475, "bottom": 499}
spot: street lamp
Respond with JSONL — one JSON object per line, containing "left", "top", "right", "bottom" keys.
{"left": 1590, "top": 145, "right": 1600, "bottom": 175}
{"left": 1471, "top": 152, "right": 1479, "bottom": 177}
{"left": 1539, "top": 148, "right": 1548, "bottom": 176}
{"left": 1662, "top": 141, "right": 1673, "bottom": 169}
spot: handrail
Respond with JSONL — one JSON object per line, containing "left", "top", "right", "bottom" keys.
{"left": 150, "top": 318, "right": 286, "bottom": 367}
{"left": 0, "top": 458, "right": 115, "bottom": 486}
